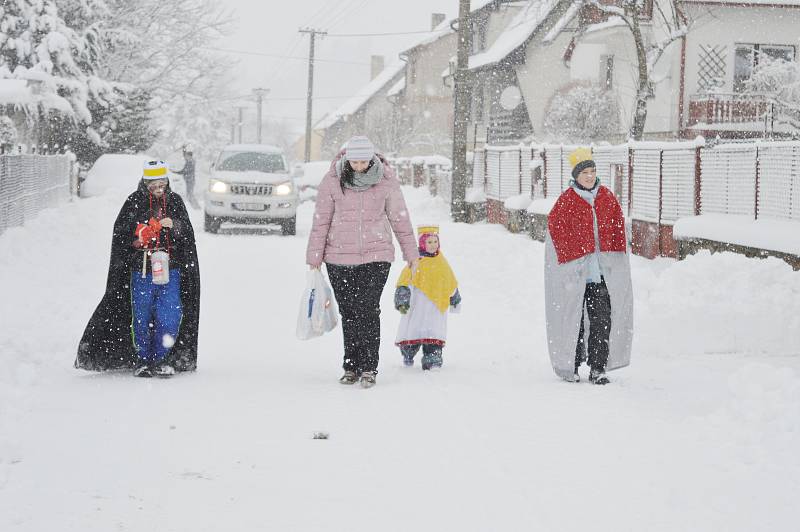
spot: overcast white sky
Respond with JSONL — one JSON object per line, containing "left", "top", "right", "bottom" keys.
{"left": 214, "top": 0, "right": 459, "bottom": 140}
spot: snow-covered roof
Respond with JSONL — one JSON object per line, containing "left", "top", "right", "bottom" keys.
{"left": 541, "top": 0, "right": 582, "bottom": 44}
{"left": 0, "top": 77, "right": 73, "bottom": 115}
{"left": 471, "top": 0, "right": 499, "bottom": 13}
{"left": 387, "top": 77, "right": 406, "bottom": 98}
{"left": 315, "top": 62, "right": 406, "bottom": 130}
{"left": 401, "top": 18, "right": 455, "bottom": 56}
{"left": 580, "top": 17, "right": 628, "bottom": 37}
{"left": 0, "top": 79, "right": 35, "bottom": 105}
{"left": 682, "top": 0, "right": 800, "bottom": 5}
{"left": 222, "top": 144, "right": 284, "bottom": 153}
{"left": 469, "top": 0, "right": 567, "bottom": 71}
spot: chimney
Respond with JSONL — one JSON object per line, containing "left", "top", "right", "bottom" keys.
{"left": 431, "top": 13, "right": 446, "bottom": 30}
{"left": 370, "top": 55, "right": 385, "bottom": 81}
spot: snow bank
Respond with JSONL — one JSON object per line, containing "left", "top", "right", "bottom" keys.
{"left": 504, "top": 193, "right": 532, "bottom": 210}
{"left": 2, "top": 183, "right": 800, "bottom": 531}
{"left": 80, "top": 153, "right": 159, "bottom": 198}
{"left": 465, "top": 186, "right": 486, "bottom": 203}
{"left": 633, "top": 250, "right": 800, "bottom": 357}
{"left": 526, "top": 197, "right": 557, "bottom": 214}
{"left": 673, "top": 214, "right": 800, "bottom": 255}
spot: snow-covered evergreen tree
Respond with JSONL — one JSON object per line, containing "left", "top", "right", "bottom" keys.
{"left": 98, "top": 0, "right": 235, "bottom": 162}
{"left": 0, "top": 116, "right": 18, "bottom": 151}
{"left": 0, "top": 0, "right": 113, "bottom": 121}
{"left": 543, "top": 84, "right": 620, "bottom": 142}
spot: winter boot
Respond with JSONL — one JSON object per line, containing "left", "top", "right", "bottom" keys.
{"left": 133, "top": 364, "right": 153, "bottom": 378}
{"left": 421, "top": 352, "right": 443, "bottom": 371}
{"left": 589, "top": 368, "right": 609, "bottom": 385}
{"left": 402, "top": 351, "right": 415, "bottom": 367}
{"left": 154, "top": 364, "right": 175, "bottom": 378}
{"left": 339, "top": 370, "right": 358, "bottom": 385}
{"left": 360, "top": 371, "right": 377, "bottom": 388}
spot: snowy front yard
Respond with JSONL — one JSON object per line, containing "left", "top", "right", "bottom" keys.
{"left": 1, "top": 186, "right": 798, "bottom": 531}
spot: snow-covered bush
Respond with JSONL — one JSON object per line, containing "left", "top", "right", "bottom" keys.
{"left": 543, "top": 83, "right": 621, "bottom": 142}
{"left": 745, "top": 57, "right": 800, "bottom": 109}
{"left": 0, "top": 117, "right": 18, "bottom": 149}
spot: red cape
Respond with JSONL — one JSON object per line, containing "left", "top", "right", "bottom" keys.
{"left": 547, "top": 186, "right": 626, "bottom": 265}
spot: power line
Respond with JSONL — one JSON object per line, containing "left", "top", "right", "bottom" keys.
{"left": 200, "top": 46, "right": 369, "bottom": 66}
{"left": 326, "top": 0, "right": 371, "bottom": 29}
{"left": 325, "top": 30, "right": 439, "bottom": 37}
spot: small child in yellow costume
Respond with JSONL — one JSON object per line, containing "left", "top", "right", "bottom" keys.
{"left": 394, "top": 225, "right": 461, "bottom": 370}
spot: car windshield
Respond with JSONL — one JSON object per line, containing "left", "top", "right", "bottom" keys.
{"left": 217, "top": 151, "right": 286, "bottom": 173}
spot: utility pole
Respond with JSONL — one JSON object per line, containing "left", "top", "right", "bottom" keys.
{"left": 299, "top": 27, "right": 326, "bottom": 162}
{"left": 253, "top": 87, "right": 270, "bottom": 144}
{"left": 450, "top": 0, "right": 472, "bottom": 223}
{"left": 235, "top": 105, "right": 247, "bottom": 143}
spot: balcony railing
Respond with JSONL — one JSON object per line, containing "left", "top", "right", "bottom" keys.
{"left": 687, "top": 93, "right": 800, "bottom": 135}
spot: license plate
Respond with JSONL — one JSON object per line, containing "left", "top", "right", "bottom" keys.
{"left": 234, "top": 203, "right": 268, "bottom": 211}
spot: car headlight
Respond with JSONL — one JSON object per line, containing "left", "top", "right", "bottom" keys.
{"left": 209, "top": 180, "right": 228, "bottom": 194}
{"left": 275, "top": 182, "right": 293, "bottom": 195}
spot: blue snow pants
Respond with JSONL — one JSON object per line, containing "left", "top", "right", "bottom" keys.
{"left": 131, "top": 270, "right": 182, "bottom": 365}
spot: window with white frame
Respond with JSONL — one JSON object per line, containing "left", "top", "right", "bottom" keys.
{"left": 733, "top": 43, "right": 796, "bottom": 92}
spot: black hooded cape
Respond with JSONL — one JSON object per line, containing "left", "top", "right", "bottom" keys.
{"left": 75, "top": 180, "right": 201, "bottom": 372}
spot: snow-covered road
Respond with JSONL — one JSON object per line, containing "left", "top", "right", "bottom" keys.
{"left": 1, "top": 186, "right": 798, "bottom": 531}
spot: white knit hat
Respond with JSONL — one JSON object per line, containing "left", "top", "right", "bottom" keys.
{"left": 143, "top": 160, "right": 169, "bottom": 180}
{"left": 345, "top": 136, "right": 375, "bottom": 161}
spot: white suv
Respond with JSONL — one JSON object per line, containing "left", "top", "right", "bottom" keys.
{"left": 204, "top": 144, "right": 298, "bottom": 235}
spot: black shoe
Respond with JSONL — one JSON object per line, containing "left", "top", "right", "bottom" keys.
{"left": 133, "top": 365, "right": 153, "bottom": 378}
{"left": 589, "top": 368, "right": 609, "bottom": 385}
{"left": 153, "top": 364, "right": 175, "bottom": 378}
{"left": 339, "top": 370, "right": 358, "bottom": 385}
{"left": 359, "top": 371, "right": 377, "bottom": 388}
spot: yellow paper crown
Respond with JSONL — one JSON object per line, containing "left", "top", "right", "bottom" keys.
{"left": 417, "top": 225, "right": 439, "bottom": 236}
{"left": 568, "top": 147, "right": 593, "bottom": 169}
{"left": 143, "top": 160, "right": 168, "bottom": 179}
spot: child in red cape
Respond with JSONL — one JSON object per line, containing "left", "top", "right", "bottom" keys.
{"left": 545, "top": 148, "right": 634, "bottom": 385}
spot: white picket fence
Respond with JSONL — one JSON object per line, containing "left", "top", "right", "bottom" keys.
{"left": 471, "top": 140, "right": 800, "bottom": 223}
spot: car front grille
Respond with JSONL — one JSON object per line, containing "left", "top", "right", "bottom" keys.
{"left": 229, "top": 183, "right": 272, "bottom": 196}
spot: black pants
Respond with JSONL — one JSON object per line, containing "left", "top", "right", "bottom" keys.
{"left": 575, "top": 279, "right": 612, "bottom": 372}
{"left": 184, "top": 176, "right": 198, "bottom": 207}
{"left": 326, "top": 262, "right": 391, "bottom": 374}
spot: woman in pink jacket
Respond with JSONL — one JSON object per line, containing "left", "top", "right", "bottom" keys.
{"left": 306, "top": 136, "right": 419, "bottom": 388}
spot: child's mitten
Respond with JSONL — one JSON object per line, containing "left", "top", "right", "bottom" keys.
{"left": 395, "top": 286, "right": 411, "bottom": 314}
{"left": 449, "top": 289, "right": 462, "bottom": 308}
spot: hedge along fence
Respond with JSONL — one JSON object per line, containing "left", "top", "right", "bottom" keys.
{"left": 0, "top": 155, "right": 72, "bottom": 235}
{"left": 471, "top": 139, "right": 800, "bottom": 260}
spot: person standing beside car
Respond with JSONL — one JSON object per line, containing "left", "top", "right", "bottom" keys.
{"left": 173, "top": 149, "right": 199, "bottom": 209}
{"left": 75, "top": 160, "right": 201, "bottom": 378}
{"left": 306, "top": 136, "right": 419, "bottom": 388}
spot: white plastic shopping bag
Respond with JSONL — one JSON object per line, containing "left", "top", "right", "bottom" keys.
{"left": 296, "top": 269, "right": 338, "bottom": 340}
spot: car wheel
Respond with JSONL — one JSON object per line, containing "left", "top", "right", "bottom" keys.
{"left": 204, "top": 212, "right": 221, "bottom": 233}
{"left": 281, "top": 216, "right": 296, "bottom": 236}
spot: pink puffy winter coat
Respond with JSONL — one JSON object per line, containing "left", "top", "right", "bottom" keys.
{"left": 306, "top": 152, "right": 418, "bottom": 267}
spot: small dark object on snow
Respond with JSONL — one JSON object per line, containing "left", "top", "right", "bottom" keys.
{"left": 313, "top": 432, "right": 329, "bottom": 440}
